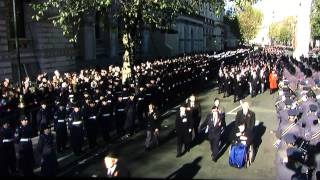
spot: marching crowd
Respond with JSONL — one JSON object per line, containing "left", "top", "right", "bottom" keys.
{"left": 0, "top": 50, "right": 240, "bottom": 176}
{"left": 4, "top": 45, "right": 320, "bottom": 179}
{"left": 273, "top": 53, "right": 320, "bottom": 180}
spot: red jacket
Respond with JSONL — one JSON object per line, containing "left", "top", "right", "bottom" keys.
{"left": 269, "top": 73, "right": 278, "bottom": 89}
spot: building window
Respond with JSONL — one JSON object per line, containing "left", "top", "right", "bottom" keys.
{"left": 8, "top": 0, "right": 25, "bottom": 38}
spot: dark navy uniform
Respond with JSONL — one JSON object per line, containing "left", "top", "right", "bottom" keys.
{"left": 136, "top": 87, "right": 147, "bottom": 129}
{"left": 145, "top": 110, "right": 160, "bottom": 150}
{"left": 53, "top": 105, "right": 68, "bottom": 153}
{"left": 114, "top": 97, "right": 126, "bottom": 138}
{"left": 0, "top": 121, "right": 17, "bottom": 176}
{"left": 98, "top": 99, "right": 113, "bottom": 143}
{"left": 37, "top": 103, "right": 52, "bottom": 135}
{"left": 16, "top": 117, "right": 35, "bottom": 176}
{"left": 37, "top": 126, "right": 58, "bottom": 177}
{"left": 68, "top": 106, "right": 84, "bottom": 155}
{"left": 83, "top": 101, "right": 99, "bottom": 149}
{"left": 124, "top": 95, "right": 136, "bottom": 136}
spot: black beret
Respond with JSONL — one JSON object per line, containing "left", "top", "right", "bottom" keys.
{"left": 283, "top": 133, "right": 296, "bottom": 144}
{"left": 288, "top": 109, "right": 298, "bottom": 116}
{"left": 309, "top": 104, "right": 318, "bottom": 112}
{"left": 282, "top": 87, "right": 289, "bottom": 92}
{"left": 19, "top": 115, "right": 29, "bottom": 121}
{"left": 284, "top": 99, "right": 293, "bottom": 106}
{"left": 300, "top": 81, "right": 307, "bottom": 86}
{"left": 283, "top": 80, "right": 290, "bottom": 86}
{"left": 303, "top": 86, "right": 311, "bottom": 91}
{"left": 284, "top": 91, "right": 291, "bottom": 97}
{"left": 41, "top": 124, "right": 51, "bottom": 131}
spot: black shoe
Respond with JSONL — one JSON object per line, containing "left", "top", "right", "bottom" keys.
{"left": 176, "top": 153, "right": 182, "bottom": 158}
{"left": 145, "top": 147, "right": 150, "bottom": 152}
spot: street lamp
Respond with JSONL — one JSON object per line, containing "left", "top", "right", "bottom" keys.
{"left": 12, "top": 0, "right": 24, "bottom": 109}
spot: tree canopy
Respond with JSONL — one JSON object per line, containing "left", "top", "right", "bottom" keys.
{"left": 237, "top": 4, "right": 263, "bottom": 42}
{"left": 268, "top": 16, "right": 296, "bottom": 45}
{"left": 30, "top": 0, "right": 260, "bottom": 82}
{"left": 311, "top": 0, "right": 320, "bottom": 39}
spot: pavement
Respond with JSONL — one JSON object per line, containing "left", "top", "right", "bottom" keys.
{"left": 55, "top": 80, "right": 280, "bottom": 179}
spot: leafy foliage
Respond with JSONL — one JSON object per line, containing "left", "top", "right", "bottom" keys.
{"left": 268, "top": 16, "right": 296, "bottom": 45}
{"left": 237, "top": 4, "right": 263, "bottom": 42}
{"left": 30, "top": 0, "right": 259, "bottom": 82}
{"left": 311, "top": 0, "right": 320, "bottom": 39}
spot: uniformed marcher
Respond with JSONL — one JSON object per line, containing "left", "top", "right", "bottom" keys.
{"left": 114, "top": 96, "right": 126, "bottom": 138}
{"left": 53, "top": 103, "right": 68, "bottom": 153}
{"left": 98, "top": 98, "right": 113, "bottom": 143}
{"left": 136, "top": 86, "right": 147, "bottom": 130}
{"left": 0, "top": 119, "right": 17, "bottom": 176}
{"left": 68, "top": 103, "right": 84, "bottom": 155}
{"left": 16, "top": 115, "right": 35, "bottom": 176}
{"left": 310, "top": 112, "right": 320, "bottom": 180}
{"left": 124, "top": 93, "right": 136, "bottom": 137}
{"left": 175, "top": 104, "right": 193, "bottom": 157}
{"left": 37, "top": 101, "right": 52, "bottom": 135}
{"left": 83, "top": 100, "right": 99, "bottom": 149}
{"left": 275, "top": 133, "right": 304, "bottom": 180}
{"left": 37, "top": 124, "right": 58, "bottom": 177}
{"left": 145, "top": 103, "right": 160, "bottom": 151}
{"left": 274, "top": 109, "right": 301, "bottom": 149}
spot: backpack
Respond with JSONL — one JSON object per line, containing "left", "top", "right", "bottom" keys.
{"left": 229, "top": 143, "right": 247, "bottom": 168}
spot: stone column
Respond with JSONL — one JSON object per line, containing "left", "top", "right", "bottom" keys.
{"left": 80, "top": 11, "right": 96, "bottom": 62}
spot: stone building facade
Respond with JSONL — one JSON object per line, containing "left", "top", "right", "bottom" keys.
{"left": 0, "top": 0, "right": 77, "bottom": 81}
{"left": 0, "top": 0, "right": 225, "bottom": 81}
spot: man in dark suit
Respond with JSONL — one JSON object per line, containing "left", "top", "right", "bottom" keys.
{"left": 186, "top": 94, "right": 201, "bottom": 140}
{"left": 234, "top": 101, "right": 256, "bottom": 146}
{"left": 175, "top": 104, "right": 193, "bottom": 157}
{"left": 201, "top": 106, "right": 224, "bottom": 162}
{"left": 104, "top": 156, "right": 130, "bottom": 178}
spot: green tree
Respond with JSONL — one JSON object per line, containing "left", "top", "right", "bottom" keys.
{"left": 30, "top": 0, "right": 258, "bottom": 82}
{"left": 237, "top": 4, "right": 263, "bottom": 43}
{"left": 311, "top": 0, "right": 320, "bottom": 39}
{"left": 268, "top": 16, "right": 295, "bottom": 45}
{"left": 268, "top": 22, "right": 280, "bottom": 44}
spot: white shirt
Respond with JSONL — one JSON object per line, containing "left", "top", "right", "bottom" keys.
{"left": 212, "top": 113, "right": 218, "bottom": 127}
{"left": 107, "top": 164, "right": 117, "bottom": 176}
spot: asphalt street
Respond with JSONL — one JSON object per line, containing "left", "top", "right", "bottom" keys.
{"left": 57, "top": 80, "right": 279, "bottom": 179}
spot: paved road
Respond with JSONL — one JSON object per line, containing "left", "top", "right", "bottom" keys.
{"left": 58, "top": 82, "right": 279, "bottom": 179}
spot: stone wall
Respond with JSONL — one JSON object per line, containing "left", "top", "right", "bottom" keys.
{"left": 24, "top": 4, "right": 77, "bottom": 75}
{"left": 0, "top": 0, "right": 12, "bottom": 80}
{"left": 0, "top": 1, "right": 78, "bottom": 81}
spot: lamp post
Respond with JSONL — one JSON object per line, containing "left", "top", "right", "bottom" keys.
{"left": 12, "top": 0, "right": 24, "bottom": 109}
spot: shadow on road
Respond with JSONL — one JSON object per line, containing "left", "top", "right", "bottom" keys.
{"left": 252, "top": 122, "right": 266, "bottom": 162}
{"left": 166, "top": 156, "right": 202, "bottom": 179}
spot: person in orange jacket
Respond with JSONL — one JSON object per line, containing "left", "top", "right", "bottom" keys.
{"left": 269, "top": 70, "right": 278, "bottom": 94}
